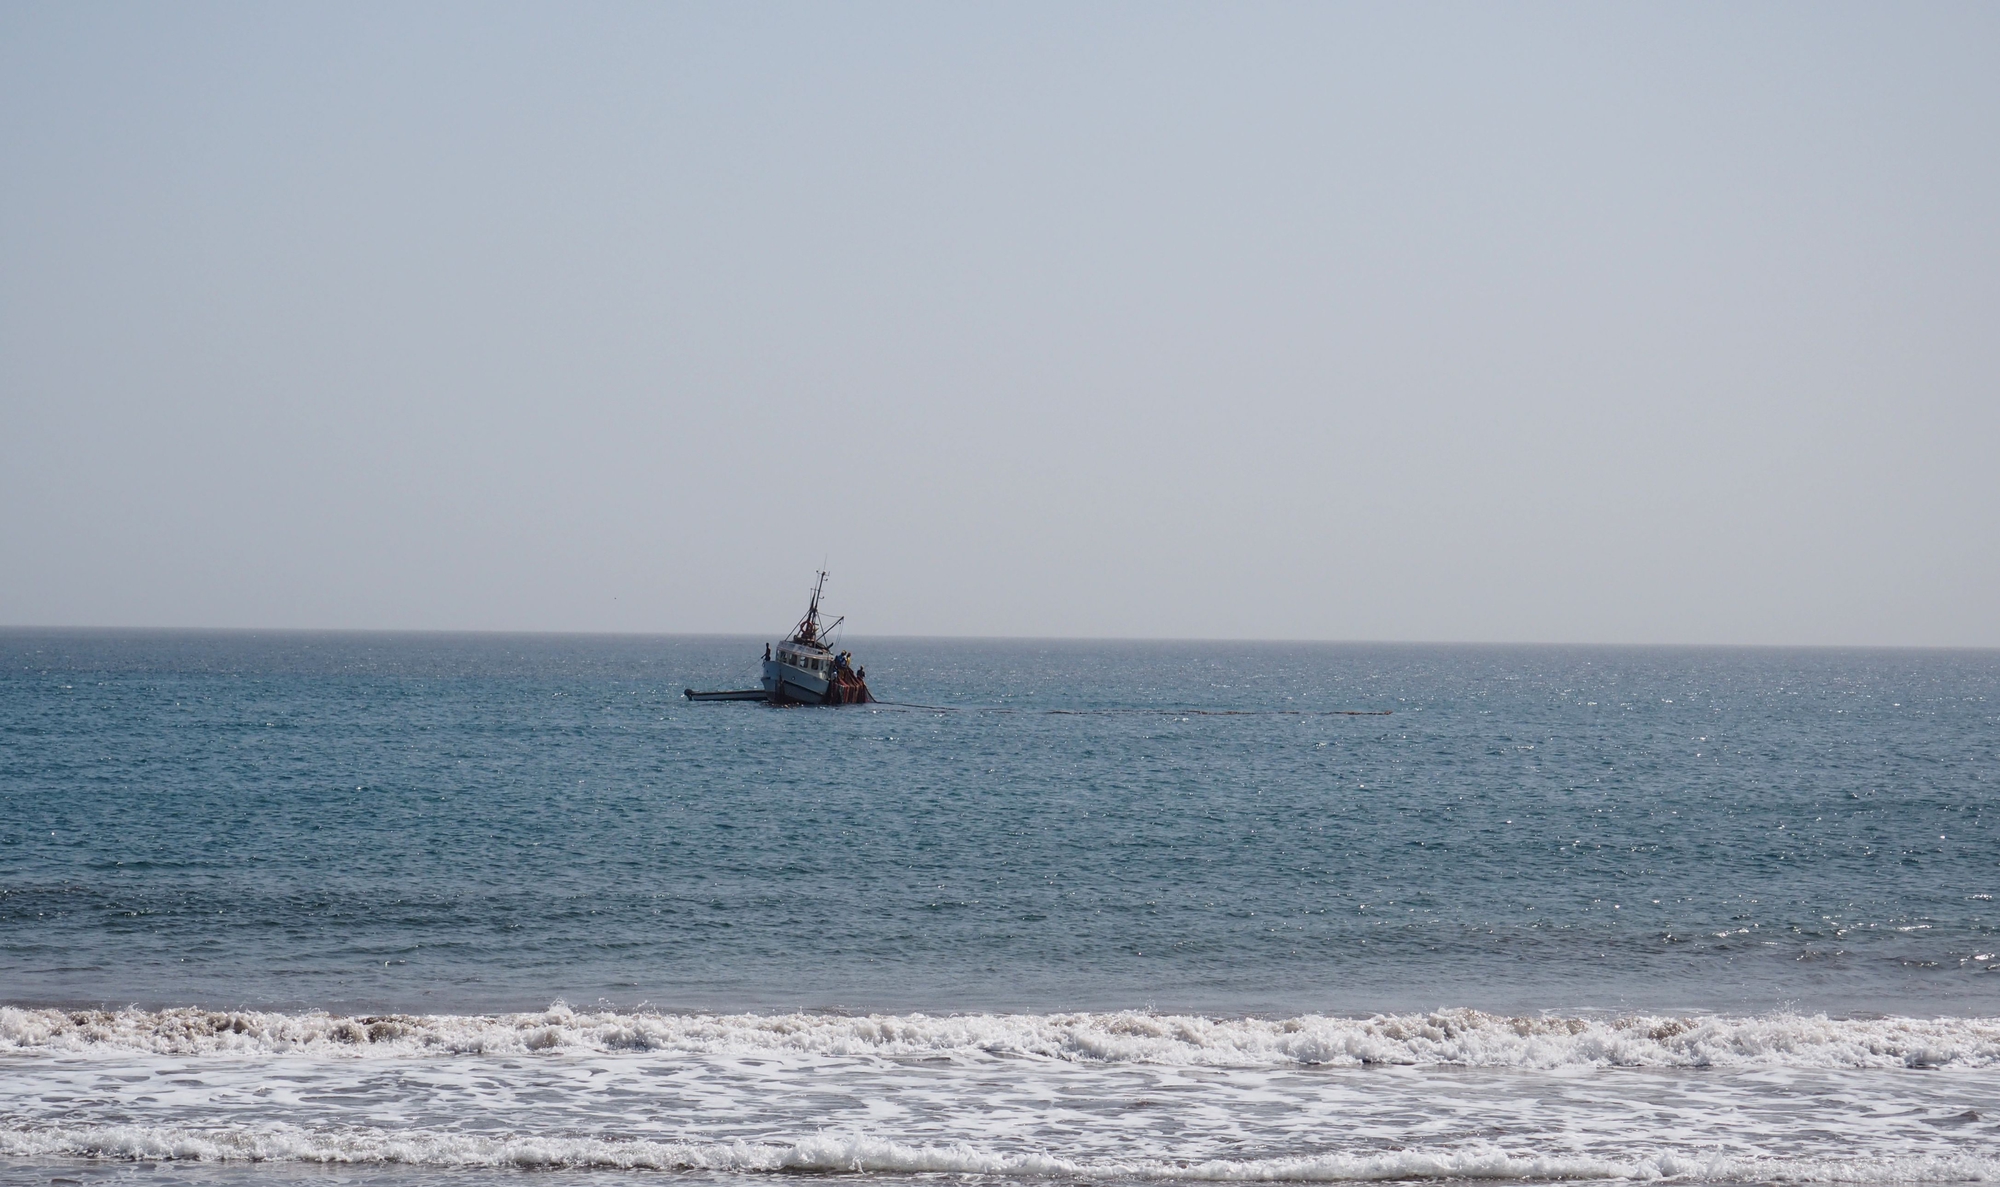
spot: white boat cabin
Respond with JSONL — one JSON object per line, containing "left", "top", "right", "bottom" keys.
{"left": 774, "top": 645, "right": 834, "bottom": 674}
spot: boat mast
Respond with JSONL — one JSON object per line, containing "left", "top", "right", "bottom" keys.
{"left": 791, "top": 570, "right": 828, "bottom": 646}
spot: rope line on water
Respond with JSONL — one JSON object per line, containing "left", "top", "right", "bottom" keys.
{"left": 865, "top": 701, "right": 1389, "bottom": 717}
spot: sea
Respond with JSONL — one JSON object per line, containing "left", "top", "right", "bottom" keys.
{"left": 1, "top": 630, "right": 1995, "bottom": 1186}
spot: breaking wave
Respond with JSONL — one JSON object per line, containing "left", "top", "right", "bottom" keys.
{"left": 2, "top": 1125, "right": 1997, "bottom": 1181}
{"left": 3, "top": 1004, "right": 1997, "bottom": 1069}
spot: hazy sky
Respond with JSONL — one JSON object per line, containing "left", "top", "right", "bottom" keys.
{"left": 3, "top": 3, "right": 1996, "bottom": 645}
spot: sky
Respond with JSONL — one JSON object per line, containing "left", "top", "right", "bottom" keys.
{"left": 2, "top": 3, "right": 1996, "bottom": 646}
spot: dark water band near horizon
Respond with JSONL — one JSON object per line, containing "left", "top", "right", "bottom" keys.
{"left": 2, "top": 630, "right": 1996, "bottom": 1185}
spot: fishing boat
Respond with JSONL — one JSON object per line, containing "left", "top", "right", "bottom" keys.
{"left": 685, "top": 572, "right": 873, "bottom": 705}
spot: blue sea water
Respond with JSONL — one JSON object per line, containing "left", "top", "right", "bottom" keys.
{"left": 1, "top": 630, "right": 1997, "bottom": 1185}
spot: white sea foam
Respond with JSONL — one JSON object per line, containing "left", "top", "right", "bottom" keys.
{"left": 4, "top": 1004, "right": 1997, "bottom": 1069}
{"left": 3, "top": 1124, "right": 1997, "bottom": 1182}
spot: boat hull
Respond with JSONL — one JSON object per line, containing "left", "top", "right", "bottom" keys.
{"left": 763, "top": 659, "right": 828, "bottom": 704}
{"left": 760, "top": 659, "right": 871, "bottom": 705}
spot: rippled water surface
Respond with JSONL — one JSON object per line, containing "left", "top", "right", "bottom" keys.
{"left": 2, "top": 631, "right": 1996, "bottom": 1183}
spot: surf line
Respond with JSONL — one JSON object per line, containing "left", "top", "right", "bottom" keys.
{"left": 869, "top": 702, "right": 1390, "bottom": 717}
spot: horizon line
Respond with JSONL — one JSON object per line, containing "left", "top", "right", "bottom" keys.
{"left": 1, "top": 623, "right": 1994, "bottom": 654}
